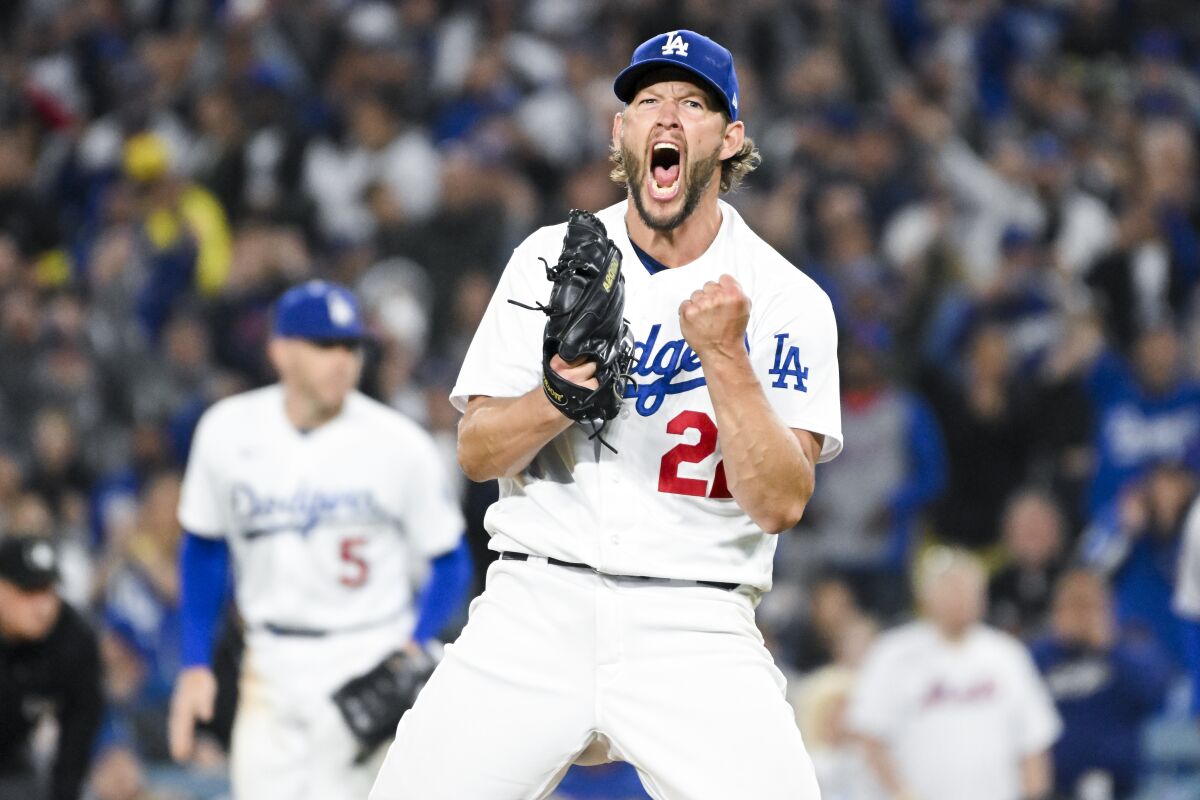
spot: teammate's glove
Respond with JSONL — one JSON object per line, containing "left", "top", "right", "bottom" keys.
{"left": 510, "top": 209, "right": 635, "bottom": 449}
{"left": 331, "top": 647, "right": 436, "bottom": 762}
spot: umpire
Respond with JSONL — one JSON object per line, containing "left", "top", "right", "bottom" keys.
{"left": 0, "top": 536, "right": 103, "bottom": 800}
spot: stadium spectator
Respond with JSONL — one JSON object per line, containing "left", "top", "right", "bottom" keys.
{"left": 1086, "top": 122, "right": 1200, "bottom": 351}
{"left": 1170, "top": 470, "right": 1200, "bottom": 721}
{"left": 26, "top": 408, "right": 92, "bottom": 524}
{"left": 847, "top": 548, "right": 1061, "bottom": 800}
{"left": 787, "top": 333, "right": 945, "bottom": 616}
{"left": 122, "top": 132, "right": 233, "bottom": 342}
{"left": 782, "top": 574, "right": 874, "bottom": 674}
{"left": 792, "top": 642, "right": 888, "bottom": 800}
{"left": 890, "top": 88, "right": 1043, "bottom": 288}
{"left": 1082, "top": 459, "right": 1199, "bottom": 666}
{"left": 929, "top": 326, "right": 1036, "bottom": 552}
{"left": 1032, "top": 568, "right": 1170, "bottom": 800}
{"left": 1060, "top": 324, "right": 1200, "bottom": 516}
{"left": 304, "top": 90, "right": 442, "bottom": 245}
{"left": 791, "top": 616, "right": 883, "bottom": 800}
{"left": 989, "top": 488, "right": 1068, "bottom": 638}
{"left": 99, "top": 472, "right": 184, "bottom": 760}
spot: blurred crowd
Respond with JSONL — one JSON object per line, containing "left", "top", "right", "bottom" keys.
{"left": 2, "top": 0, "right": 1200, "bottom": 798}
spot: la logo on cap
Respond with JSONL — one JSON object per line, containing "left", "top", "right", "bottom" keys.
{"left": 328, "top": 293, "right": 356, "bottom": 326}
{"left": 661, "top": 31, "right": 688, "bottom": 56}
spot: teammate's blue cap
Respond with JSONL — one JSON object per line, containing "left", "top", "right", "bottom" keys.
{"left": 272, "top": 280, "right": 366, "bottom": 342}
{"left": 613, "top": 30, "right": 740, "bottom": 121}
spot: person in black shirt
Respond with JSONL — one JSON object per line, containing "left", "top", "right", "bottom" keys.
{"left": 0, "top": 536, "right": 102, "bottom": 800}
{"left": 989, "top": 489, "right": 1068, "bottom": 638}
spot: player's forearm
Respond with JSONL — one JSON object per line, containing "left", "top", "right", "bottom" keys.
{"left": 1019, "top": 751, "right": 1052, "bottom": 799}
{"left": 702, "top": 349, "right": 814, "bottom": 533}
{"left": 458, "top": 391, "right": 574, "bottom": 481}
{"left": 860, "top": 735, "right": 909, "bottom": 797}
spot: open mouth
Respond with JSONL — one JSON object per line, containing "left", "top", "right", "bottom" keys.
{"left": 647, "top": 142, "right": 682, "bottom": 201}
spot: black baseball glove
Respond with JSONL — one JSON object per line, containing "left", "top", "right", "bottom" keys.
{"left": 331, "top": 647, "right": 436, "bottom": 762}
{"left": 510, "top": 209, "right": 635, "bottom": 448}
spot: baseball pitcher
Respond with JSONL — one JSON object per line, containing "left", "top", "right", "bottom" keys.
{"left": 371, "top": 30, "right": 843, "bottom": 800}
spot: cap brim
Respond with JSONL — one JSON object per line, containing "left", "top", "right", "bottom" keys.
{"left": 613, "top": 59, "right": 731, "bottom": 116}
{"left": 309, "top": 335, "right": 369, "bottom": 348}
{"left": 4, "top": 572, "right": 57, "bottom": 591}
{"left": 273, "top": 330, "right": 369, "bottom": 344}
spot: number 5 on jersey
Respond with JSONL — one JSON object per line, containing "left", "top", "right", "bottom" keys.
{"left": 340, "top": 536, "right": 369, "bottom": 587}
{"left": 658, "top": 411, "right": 732, "bottom": 499}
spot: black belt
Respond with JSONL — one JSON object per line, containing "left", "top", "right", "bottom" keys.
{"left": 498, "top": 551, "right": 740, "bottom": 592}
{"left": 262, "top": 623, "right": 329, "bottom": 637}
{"left": 258, "top": 610, "right": 405, "bottom": 638}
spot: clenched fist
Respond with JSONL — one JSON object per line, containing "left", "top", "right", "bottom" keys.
{"left": 679, "top": 274, "right": 750, "bottom": 359}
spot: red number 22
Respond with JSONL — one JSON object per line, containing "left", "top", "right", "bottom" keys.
{"left": 657, "top": 411, "right": 732, "bottom": 499}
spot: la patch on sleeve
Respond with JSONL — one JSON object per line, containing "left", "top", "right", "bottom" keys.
{"left": 768, "top": 333, "right": 808, "bottom": 392}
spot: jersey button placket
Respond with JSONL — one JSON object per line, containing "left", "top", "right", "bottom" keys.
{"left": 606, "top": 471, "right": 620, "bottom": 546}
{"left": 593, "top": 463, "right": 621, "bottom": 569}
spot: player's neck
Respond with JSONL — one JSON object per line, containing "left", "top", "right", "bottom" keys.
{"left": 624, "top": 193, "right": 723, "bottom": 269}
{"left": 935, "top": 622, "right": 974, "bottom": 644}
{"left": 283, "top": 389, "right": 343, "bottom": 433}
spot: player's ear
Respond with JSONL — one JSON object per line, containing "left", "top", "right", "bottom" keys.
{"left": 719, "top": 119, "right": 744, "bottom": 161}
{"left": 612, "top": 111, "right": 624, "bottom": 150}
{"left": 267, "top": 338, "right": 287, "bottom": 378}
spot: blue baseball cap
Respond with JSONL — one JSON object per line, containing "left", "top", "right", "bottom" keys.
{"left": 614, "top": 30, "right": 740, "bottom": 120}
{"left": 272, "top": 280, "right": 366, "bottom": 342}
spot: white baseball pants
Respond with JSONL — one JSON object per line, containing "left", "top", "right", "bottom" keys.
{"left": 370, "top": 556, "right": 821, "bottom": 799}
{"left": 230, "top": 620, "right": 408, "bottom": 800}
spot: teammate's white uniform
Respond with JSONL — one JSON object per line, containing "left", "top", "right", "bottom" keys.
{"left": 370, "top": 198, "right": 843, "bottom": 800}
{"left": 847, "top": 621, "right": 1062, "bottom": 800}
{"left": 178, "top": 384, "right": 463, "bottom": 800}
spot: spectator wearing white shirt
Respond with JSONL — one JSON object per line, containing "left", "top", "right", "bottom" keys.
{"left": 304, "top": 92, "right": 442, "bottom": 244}
{"left": 848, "top": 548, "right": 1062, "bottom": 800}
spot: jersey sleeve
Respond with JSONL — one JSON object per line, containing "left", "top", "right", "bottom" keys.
{"left": 1009, "top": 641, "right": 1063, "bottom": 755}
{"left": 846, "top": 636, "right": 904, "bottom": 739}
{"left": 401, "top": 432, "right": 466, "bottom": 558}
{"left": 177, "top": 408, "right": 227, "bottom": 538}
{"left": 1174, "top": 499, "right": 1200, "bottom": 618}
{"left": 450, "top": 239, "right": 549, "bottom": 411}
{"left": 749, "top": 283, "right": 843, "bottom": 462}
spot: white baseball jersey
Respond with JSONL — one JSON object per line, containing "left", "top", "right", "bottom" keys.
{"left": 1171, "top": 495, "right": 1200, "bottom": 618}
{"left": 847, "top": 621, "right": 1062, "bottom": 800}
{"left": 451, "top": 199, "right": 843, "bottom": 591}
{"left": 178, "top": 385, "right": 464, "bottom": 633}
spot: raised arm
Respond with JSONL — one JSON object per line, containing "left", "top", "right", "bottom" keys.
{"left": 680, "top": 274, "right": 823, "bottom": 533}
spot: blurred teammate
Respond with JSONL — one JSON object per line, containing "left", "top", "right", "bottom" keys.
{"left": 848, "top": 548, "right": 1061, "bottom": 800}
{"left": 372, "top": 30, "right": 842, "bottom": 799}
{"left": 167, "top": 280, "right": 471, "bottom": 800}
{"left": 0, "top": 536, "right": 103, "bottom": 800}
